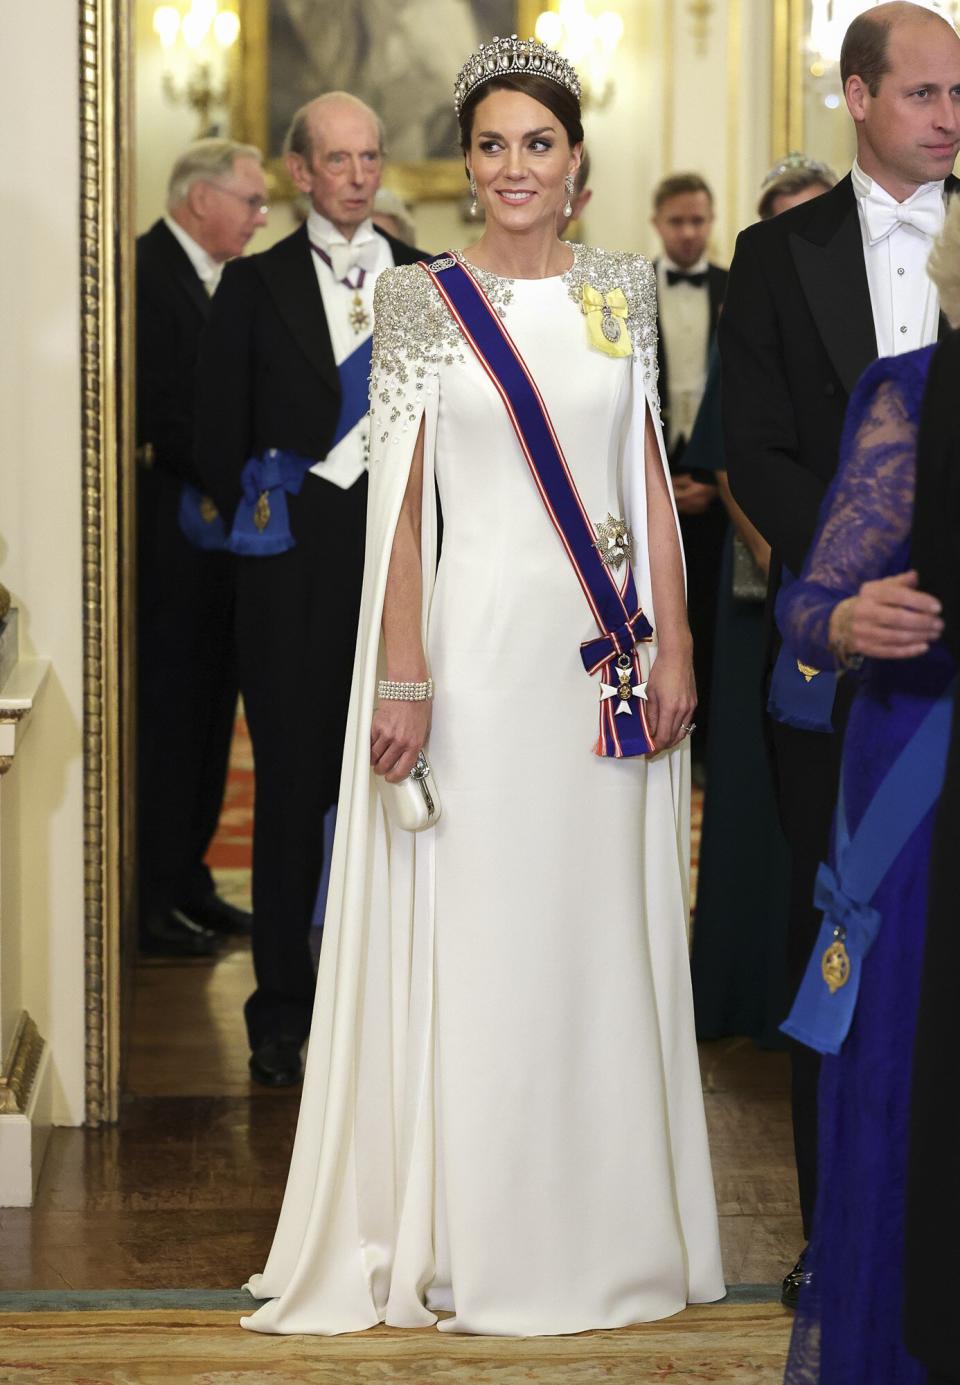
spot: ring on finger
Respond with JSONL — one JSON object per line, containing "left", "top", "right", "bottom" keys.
{"left": 680, "top": 721, "right": 696, "bottom": 735}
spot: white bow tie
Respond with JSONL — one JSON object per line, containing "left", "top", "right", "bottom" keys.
{"left": 860, "top": 184, "right": 944, "bottom": 246}
{"left": 326, "top": 237, "right": 381, "bottom": 281}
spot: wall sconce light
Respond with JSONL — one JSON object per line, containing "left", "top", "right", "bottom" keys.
{"left": 534, "top": 0, "right": 624, "bottom": 110}
{"left": 153, "top": 1, "right": 241, "bottom": 137}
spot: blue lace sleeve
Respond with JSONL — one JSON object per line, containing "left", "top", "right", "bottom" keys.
{"left": 777, "top": 348, "right": 935, "bottom": 670}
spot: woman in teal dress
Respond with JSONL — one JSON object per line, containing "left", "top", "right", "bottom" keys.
{"left": 690, "top": 159, "right": 835, "bottom": 1048}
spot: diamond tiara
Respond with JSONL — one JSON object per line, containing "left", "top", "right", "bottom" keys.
{"left": 454, "top": 35, "right": 581, "bottom": 117}
{"left": 762, "top": 151, "right": 837, "bottom": 188}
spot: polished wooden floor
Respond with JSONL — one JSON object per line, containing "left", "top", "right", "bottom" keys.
{"left": 0, "top": 923, "right": 801, "bottom": 1294}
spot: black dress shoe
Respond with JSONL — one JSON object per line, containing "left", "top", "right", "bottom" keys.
{"left": 183, "top": 892, "right": 253, "bottom": 936}
{"left": 249, "top": 1037, "right": 304, "bottom": 1087}
{"left": 139, "top": 907, "right": 221, "bottom": 958}
{"left": 781, "top": 1248, "right": 812, "bottom": 1310}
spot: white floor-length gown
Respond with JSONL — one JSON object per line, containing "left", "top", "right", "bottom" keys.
{"left": 242, "top": 243, "right": 725, "bottom": 1337}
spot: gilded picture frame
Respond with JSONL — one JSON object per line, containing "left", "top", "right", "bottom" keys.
{"left": 231, "top": 0, "right": 544, "bottom": 202}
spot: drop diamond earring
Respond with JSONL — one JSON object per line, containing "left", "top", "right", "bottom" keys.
{"left": 469, "top": 175, "right": 478, "bottom": 217}
{"left": 564, "top": 174, "right": 575, "bottom": 219}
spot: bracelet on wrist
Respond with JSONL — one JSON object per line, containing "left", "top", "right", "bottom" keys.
{"left": 377, "top": 677, "right": 434, "bottom": 702}
{"left": 829, "top": 599, "right": 865, "bottom": 672}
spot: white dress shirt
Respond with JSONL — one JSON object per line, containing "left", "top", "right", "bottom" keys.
{"left": 851, "top": 159, "right": 945, "bottom": 358}
{"left": 306, "top": 210, "right": 394, "bottom": 489}
{"left": 163, "top": 215, "right": 224, "bottom": 296}
{"left": 656, "top": 256, "right": 710, "bottom": 453}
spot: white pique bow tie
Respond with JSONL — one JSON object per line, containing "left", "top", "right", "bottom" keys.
{"left": 327, "top": 237, "right": 381, "bottom": 281}
{"left": 860, "top": 184, "right": 944, "bottom": 246}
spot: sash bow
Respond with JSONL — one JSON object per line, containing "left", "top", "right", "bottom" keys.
{"left": 227, "top": 449, "right": 313, "bottom": 556}
{"left": 813, "top": 861, "right": 881, "bottom": 949}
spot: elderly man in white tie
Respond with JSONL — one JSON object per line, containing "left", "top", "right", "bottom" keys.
{"left": 719, "top": 0, "right": 960, "bottom": 1311}
{"left": 195, "top": 93, "right": 427, "bottom": 1088}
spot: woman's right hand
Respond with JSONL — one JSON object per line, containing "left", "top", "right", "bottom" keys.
{"left": 371, "top": 700, "right": 433, "bottom": 783}
{"left": 829, "top": 570, "right": 943, "bottom": 661}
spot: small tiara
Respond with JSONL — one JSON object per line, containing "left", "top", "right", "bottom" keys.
{"left": 454, "top": 34, "right": 581, "bottom": 117}
{"left": 762, "top": 151, "right": 837, "bottom": 188}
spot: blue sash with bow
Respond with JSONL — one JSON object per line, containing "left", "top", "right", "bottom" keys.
{"left": 781, "top": 676, "right": 956, "bottom": 1055}
{"left": 227, "top": 337, "right": 374, "bottom": 556}
{"left": 178, "top": 483, "right": 228, "bottom": 551}
{"left": 767, "top": 567, "right": 839, "bottom": 732}
{"left": 422, "top": 254, "right": 655, "bottom": 757}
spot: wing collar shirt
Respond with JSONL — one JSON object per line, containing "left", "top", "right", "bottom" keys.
{"left": 163, "top": 215, "right": 224, "bottom": 297}
{"left": 656, "top": 255, "right": 710, "bottom": 454}
{"left": 306, "top": 210, "right": 394, "bottom": 489}
{"left": 851, "top": 159, "right": 945, "bottom": 357}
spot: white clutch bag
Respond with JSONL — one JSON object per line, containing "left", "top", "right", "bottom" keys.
{"left": 378, "top": 751, "right": 442, "bottom": 832}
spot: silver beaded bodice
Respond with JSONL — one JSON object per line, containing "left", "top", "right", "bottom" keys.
{"left": 370, "top": 243, "right": 661, "bottom": 441}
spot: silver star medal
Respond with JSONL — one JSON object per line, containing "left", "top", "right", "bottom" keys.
{"left": 594, "top": 513, "right": 632, "bottom": 569}
{"left": 600, "top": 657, "right": 647, "bottom": 716}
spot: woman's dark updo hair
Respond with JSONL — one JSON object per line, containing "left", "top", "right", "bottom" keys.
{"left": 457, "top": 74, "right": 584, "bottom": 153}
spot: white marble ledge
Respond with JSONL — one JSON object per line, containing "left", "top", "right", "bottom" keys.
{"left": 0, "top": 659, "right": 50, "bottom": 769}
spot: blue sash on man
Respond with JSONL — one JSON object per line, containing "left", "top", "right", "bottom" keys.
{"left": 422, "top": 254, "right": 656, "bottom": 758}
{"left": 227, "top": 336, "right": 373, "bottom": 556}
{"left": 782, "top": 675, "right": 956, "bottom": 1055}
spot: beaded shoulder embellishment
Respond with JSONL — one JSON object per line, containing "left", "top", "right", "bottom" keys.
{"left": 370, "top": 244, "right": 660, "bottom": 433}
{"left": 561, "top": 244, "right": 659, "bottom": 401}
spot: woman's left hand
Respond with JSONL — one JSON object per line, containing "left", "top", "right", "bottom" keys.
{"left": 644, "top": 642, "right": 697, "bottom": 750}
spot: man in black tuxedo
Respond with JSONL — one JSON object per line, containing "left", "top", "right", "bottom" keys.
{"left": 720, "top": 0, "right": 960, "bottom": 1306}
{"left": 651, "top": 173, "right": 728, "bottom": 765}
{"left": 136, "top": 138, "right": 268, "bottom": 957}
{"left": 196, "top": 92, "right": 426, "bottom": 1087}
{"left": 905, "top": 326, "right": 960, "bottom": 1385}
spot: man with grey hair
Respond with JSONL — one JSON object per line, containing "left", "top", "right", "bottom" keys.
{"left": 720, "top": 0, "right": 960, "bottom": 1307}
{"left": 195, "top": 93, "right": 426, "bottom": 1087}
{"left": 137, "top": 138, "right": 267, "bottom": 958}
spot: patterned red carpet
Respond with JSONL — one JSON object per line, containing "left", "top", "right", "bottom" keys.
{"left": 204, "top": 712, "right": 253, "bottom": 872}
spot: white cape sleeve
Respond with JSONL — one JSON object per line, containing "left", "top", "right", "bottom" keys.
{"left": 241, "top": 264, "right": 443, "bottom": 1335}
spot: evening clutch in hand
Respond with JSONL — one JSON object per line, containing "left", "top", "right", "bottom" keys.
{"left": 731, "top": 533, "right": 767, "bottom": 603}
{"left": 378, "top": 751, "right": 442, "bottom": 832}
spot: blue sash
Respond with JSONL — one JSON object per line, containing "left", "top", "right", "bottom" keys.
{"left": 330, "top": 336, "right": 373, "bottom": 450}
{"left": 178, "top": 484, "right": 228, "bottom": 551}
{"left": 422, "top": 254, "right": 655, "bottom": 758}
{"left": 228, "top": 336, "right": 374, "bottom": 556}
{"left": 781, "top": 677, "right": 956, "bottom": 1055}
{"left": 767, "top": 567, "right": 839, "bottom": 732}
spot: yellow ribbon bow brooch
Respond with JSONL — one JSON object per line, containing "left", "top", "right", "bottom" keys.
{"left": 581, "top": 283, "right": 632, "bottom": 358}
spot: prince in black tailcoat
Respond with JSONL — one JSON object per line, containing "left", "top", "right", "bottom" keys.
{"left": 719, "top": 3, "right": 960, "bottom": 1300}
{"left": 136, "top": 139, "right": 269, "bottom": 955}
{"left": 195, "top": 93, "right": 426, "bottom": 1086}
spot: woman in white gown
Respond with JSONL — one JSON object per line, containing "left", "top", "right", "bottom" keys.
{"left": 242, "top": 37, "right": 724, "bottom": 1338}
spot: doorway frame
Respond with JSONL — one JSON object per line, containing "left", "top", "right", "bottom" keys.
{"left": 79, "top": 0, "right": 136, "bottom": 1126}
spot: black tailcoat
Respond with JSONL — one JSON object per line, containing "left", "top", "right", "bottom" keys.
{"left": 904, "top": 328, "right": 960, "bottom": 1383}
{"left": 718, "top": 172, "right": 958, "bottom": 1238}
{"left": 195, "top": 223, "right": 426, "bottom": 1048}
{"left": 655, "top": 260, "right": 729, "bottom": 760}
{"left": 135, "top": 219, "right": 237, "bottom": 920}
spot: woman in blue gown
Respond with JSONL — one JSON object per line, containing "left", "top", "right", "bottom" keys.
{"left": 780, "top": 214, "right": 959, "bottom": 1382}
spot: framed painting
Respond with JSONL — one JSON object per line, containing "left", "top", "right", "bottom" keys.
{"left": 233, "top": 0, "right": 543, "bottom": 200}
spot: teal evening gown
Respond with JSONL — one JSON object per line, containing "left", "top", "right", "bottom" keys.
{"left": 687, "top": 346, "right": 791, "bottom": 1048}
